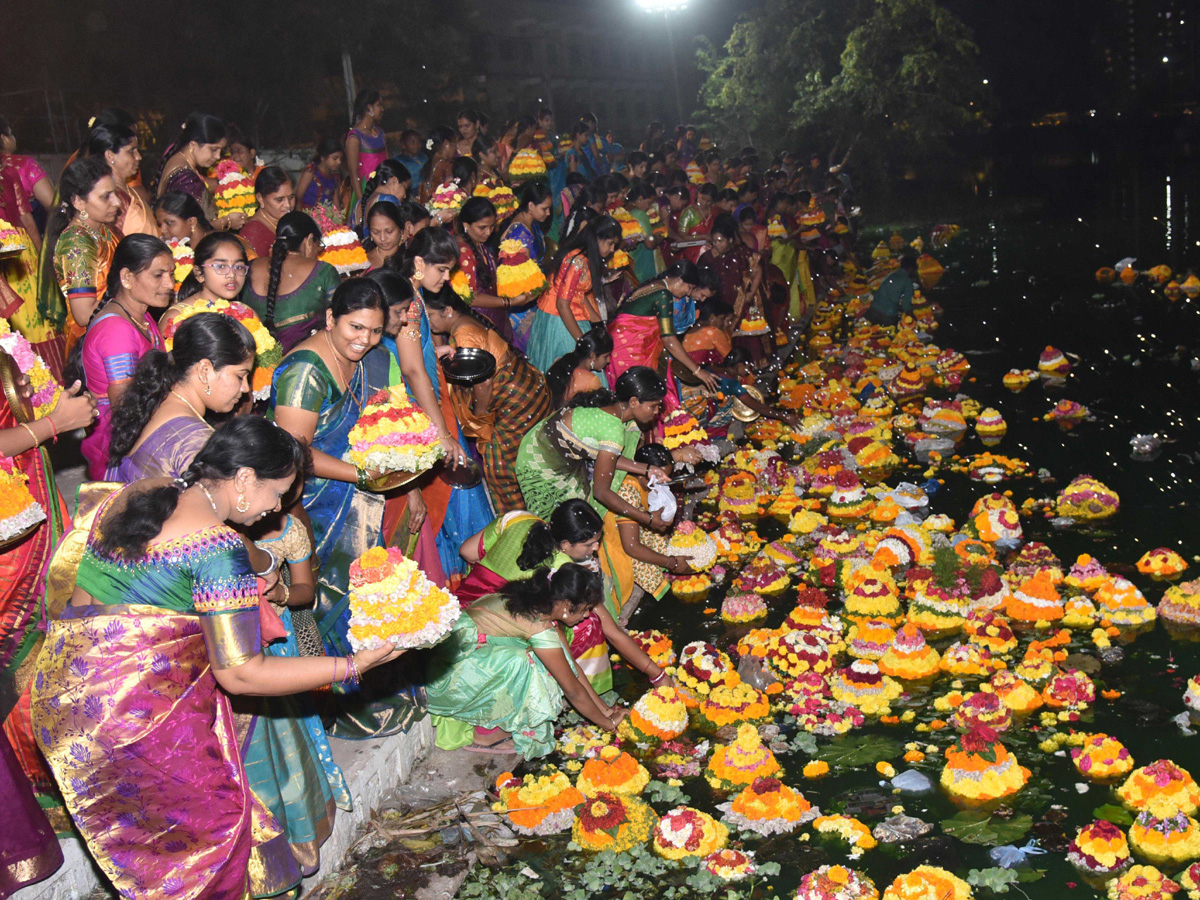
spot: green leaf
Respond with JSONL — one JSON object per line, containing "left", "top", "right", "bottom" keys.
{"left": 815, "top": 734, "right": 903, "bottom": 766}
{"left": 940, "top": 811, "right": 1033, "bottom": 846}
{"left": 1093, "top": 804, "right": 1134, "bottom": 826}
{"left": 790, "top": 731, "right": 819, "bottom": 756}
{"left": 967, "top": 868, "right": 1020, "bottom": 894}
{"left": 1016, "top": 870, "right": 1047, "bottom": 883}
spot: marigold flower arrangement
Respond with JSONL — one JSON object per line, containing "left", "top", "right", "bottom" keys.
{"left": 1186, "top": 675, "right": 1200, "bottom": 715}
{"left": 1107, "top": 865, "right": 1180, "bottom": 900}
{"left": 951, "top": 691, "right": 1012, "bottom": 734}
{"left": 0, "top": 456, "right": 46, "bottom": 543}
{"left": 166, "top": 236, "right": 195, "bottom": 290}
{"left": 429, "top": 181, "right": 468, "bottom": 214}
{"left": 1056, "top": 474, "right": 1120, "bottom": 521}
{"left": 940, "top": 642, "right": 998, "bottom": 677}
{"left": 1136, "top": 547, "right": 1188, "bottom": 580}
{"left": 703, "top": 848, "right": 756, "bottom": 881}
{"left": 213, "top": 159, "right": 256, "bottom": 218}
{"left": 717, "top": 776, "right": 816, "bottom": 835}
{"left": 813, "top": 815, "right": 878, "bottom": 854}
{"left": 651, "top": 806, "right": 728, "bottom": 860}
{"left": 485, "top": 183, "right": 518, "bottom": 217}
{"left": 162, "top": 297, "right": 280, "bottom": 399}
{"left": 1180, "top": 862, "right": 1200, "bottom": 900}
{"left": 966, "top": 492, "right": 1023, "bottom": 545}
{"left": 0, "top": 320, "right": 61, "bottom": 419}
{"left": 1161, "top": 581, "right": 1200, "bottom": 627}
{"left": 986, "top": 670, "right": 1043, "bottom": 715}
{"left": 1068, "top": 819, "right": 1133, "bottom": 875}
{"left": 496, "top": 239, "right": 547, "bottom": 299}
{"left": 507, "top": 147, "right": 548, "bottom": 183}
{"left": 964, "top": 610, "right": 1018, "bottom": 655}
{"left": 557, "top": 724, "right": 612, "bottom": 758}
{"left": 312, "top": 205, "right": 370, "bottom": 276}
{"left": 493, "top": 768, "right": 584, "bottom": 835}
{"left": 792, "top": 695, "right": 867, "bottom": 736}
{"left": 848, "top": 620, "right": 897, "bottom": 661}
{"left": 878, "top": 623, "right": 942, "bottom": 680}
{"left": 346, "top": 546, "right": 460, "bottom": 650}
{"left": 1042, "top": 667, "right": 1096, "bottom": 711}
{"left": 1128, "top": 811, "right": 1200, "bottom": 867}
{"left": 611, "top": 207, "right": 649, "bottom": 247}
{"left": 608, "top": 249, "right": 632, "bottom": 270}
{"left": 797, "top": 865, "right": 880, "bottom": 900}
{"left": 721, "top": 592, "right": 768, "bottom": 623}
{"left": 571, "top": 792, "right": 656, "bottom": 853}
{"left": 940, "top": 726, "right": 1030, "bottom": 805}
{"left": 671, "top": 641, "right": 735, "bottom": 706}
{"left": 630, "top": 629, "right": 676, "bottom": 667}
{"left": 1094, "top": 576, "right": 1157, "bottom": 626}
{"left": 661, "top": 408, "right": 709, "bottom": 449}
{"left": 697, "top": 681, "right": 771, "bottom": 731}
{"left": 576, "top": 745, "right": 650, "bottom": 797}
{"left": 1118, "top": 760, "right": 1200, "bottom": 818}
{"left": 881, "top": 866, "right": 972, "bottom": 900}
{"left": 618, "top": 686, "right": 689, "bottom": 743}
{"left": 830, "top": 660, "right": 902, "bottom": 716}
{"left": 705, "top": 723, "right": 780, "bottom": 790}
{"left": 345, "top": 386, "right": 445, "bottom": 476}
{"left": 666, "top": 521, "right": 718, "bottom": 572}
{"left": 733, "top": 555, "right": 791, "bottom": 595}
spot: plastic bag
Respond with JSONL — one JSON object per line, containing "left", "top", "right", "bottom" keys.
{"left": 647, "top": 478, "right": 678, "bottom": 523}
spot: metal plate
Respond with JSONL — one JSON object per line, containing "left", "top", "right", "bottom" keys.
{"left": 441, "top": 348, "right": 497, "bottom": 386}
{"left": 441, "top": 457, "right": 483, "bottom": 488}
{"left": 0, "top": 350, "right": 33, "bottom": 424}
{"left": 364, "top": 469, "right": 424, "bottom": 493}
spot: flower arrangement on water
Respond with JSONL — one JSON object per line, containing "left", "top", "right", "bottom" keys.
{"left": 666, "top": 521, "right": 718, "bottom": 572}
{"left": 965, "top": 610, "right": 1018, "bottom": 655}
{"left": 1128, "top": 812, "right": 1200, "bottom": 867}
{"left": 813, "top": 815, "right": 878, "bottom": 854}
{"left": 704, "top": 848, "right": 756, "bottom": 881}
{"left": 733, "top": 555, "right": 790, "bottom": 595}
{"left": 721, "top": 592, "right": 768, "bottom": 623}
{"left": 951, "top": 691, "right": 1012, "bottom": 734}
{"left": 1043, "top": 668, "right": 1096, "bottom": 711}
{"left": 791, "top": 696, "right": 866, "bottom": 736}
{"left": 161, "top": 297, "right": 280, "bottom": 399}
{"left": 0, "top": 456, "right": 46, "bottom": 543}
{"left": 346, "top": 546, "right": 460, "bottom": 650}
{"left": 1005, "top": 572, "right": 1064, "bottom": 623}
{"left": 630, "top": 629, "right": 676, "bottom": 667}
{"left": 841, "top": 563, "right": 903, "bottom": 626}
{"left": 345, "top": 386, "right": 445, "bottom": 475}
{"left": 493, "top": 768, "right": 584, "bottom": 835}
{"left": 705, "top": 723, "right": 780, "bottom": 790}
{"left": 940, "top": 642, "right": 1000, "bottom": 677}
{"left": 797, "top": 865, "right": 880, "bottom": 900}
{"left": 1069, "top": 819, "right": 1133, "bottom": 875}
{"left": 1069, "top": 733, "right": 1134, "bottom": 782}
{"left": 697, "top": 680, "right": 771, "bottom": 731}
{"left": 1137, "top": 548, "right": 1188, "bottom": 580}
{"left": 671, "top": 571, "right": 712, "bottom": 596}
{"left": 1057, "top": 474, "right": 1120, "bottom": 521}
{"left": 830, "top": 660, "right": 902, "bottom": 716}
{"left": 1107, "top": 865, "right": 1180, "bottom": 900}
{"left": 878, "top": 623, "right": 941, "bottom": 680}
{"left": 718, "top": 776, "right": 816, "bottom": 836}
{"left": 618, "top": 686, "right": 689, "bottom": 743}
{"left": 1063, "top": 595, "right": 1100, "bottom": 629}
{"left": 671, "top": 641, "right": 735, "bottom": 705}
{"left": 0, "top": 320, "right": 60, "bottom": 419}
{"left": 651, "top": 806, "right": 728, "bottom": 860}
{"left": 881, "top": 866, "right": 972, "bottom": 900}
{"left": 1161, "top": 581, "right": 1200, "bottom": 627}
{"left": 571, "top": 792, "right": 655, "bottom": 853}
{"left": 1119, "top": 761, "right": 1200, "bottom": 818}
{"left": 1003, "top": 368, "right": 1038, "bottom": 392}
{"left": 848, "top": 620, "right": 897, "bottom": 661}
{"left": 986, "top": 670, "right": 1042, "bottom": 715}
{"left": 966, "top": 492, "right": 1023, "bottom": 544}
{"left": 576, "top": 745, "right": 650, "bottom": 797}
{"left": 1094, "top": 576, "right": 1157, "bottom": 626}
{"left": 1186, "top": 676, "right": 1200, "bottom": 715}
{"left": 557, "top": 724, "right": 612, "bottom": 758}
{"left": 1180, "top": 862, "right": 1200, "bottom": 900}
{"left": 940, "top": 726, "right": 1030, "bottom": 805}
{"left": 763, "top": 629, "right": 833, "bottom": 679}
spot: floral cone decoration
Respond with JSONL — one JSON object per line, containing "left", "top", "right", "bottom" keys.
{"left": 1136, "top": 547, "right": 1188, "bottom": 579}
{"left": 697, "top": 680, "right": 771, "bottom": 731}
{"left": 429, "top": 181, "right": 468, "bottom": 216}
{"left": 0, "top": 456, "right": 46, "bottom": 543}
{"left": 608, "top": 248, "right": 632, "bottom": 270}
{"left": 630, "top": 629, "right": 675, "bottom": 667}
{"left": 940, "top": 725, "right": 1030, "bottom": 805}
{"left": 557, "top": 724, "right": 612, "bottom": 759}
{"left": 651, "top": 806, "right": 728, "bottom": 860}
{"left": 617, "top": 685, "right": 689, "bottom": 743}
{"left": 346, "top": 546, "right": 460, "bottom": 650}
{"left": 0, "top": 217, "right": 31, "bottom": 254}
{"left": 496, "top": 239, "right": 547, "bottom": 299}
{"left": 1117, "top": 760, "right": 1200, "bottom": 818}
{"left": 486, "top": 183, "right": 518, "bottom": 217}
{"left": 1068, "top": 819, "right": 1132, "bottom": 875}
{"left": 0, "top": 320, "right": 60, "bottom": 418}
{"left": 345, "top": 386, "right": 445, "bottom": 476}
{"left": 611, "top": 207, "right": 648, "bottom": 248}
{"left": 717, "top": 776, "right": 816, "bottom": 836}
{"left": 507, "top": 147, "right": 548, "bottom": 184}
{"left": 705, "top": 723, "right": 780, "bottom": 790}
{"left": 492, "top": 768, "right": 584, "bottom": 835}
{"left": 570, "top": 792, "right": 655, "bottom": 852}
{"left": 449, "top": 269, "right": 475, "bottom": 303}
{"left": 797, "top": 865, "right": 880, "bottom": 900}
{"left": 1128, "top": 811, "right": 1200, "bottom": 867}
{"left": 1180, "top": 862, "right": 1200, "bottom": 900}
{"left": 161, "top": 298, "right": 280, "bottom": 400}
{"left": 703, "top": 848, "right": 756, "bottom": 881}
{"left": 1107, "top": 866, "right": 1181, "bottom": 900}
{"left": 665, "top": 521, "right": 718, "bottom": 572}
{"left": 881, "top": 866, "right": 972, "bottom": 900}
{"left": 576, "top": 745, "right": 650, "bottom": 797}
{"left": 166, "top": 237, "right": 194, "bottom": 291}
{"left": 812, "top": 815, "right": 878, "bottom": 854}
{"left": 1056, "top": 474, "right": 1120, "bottom": 521}
{"left": 661, "top": 408, "right": 709, "bottom": 449}
{"left": 213, "top": 159, "right": 256, "bottom": 218}
{"left": 312, "top": 204, "right": 369, "bottom": 276}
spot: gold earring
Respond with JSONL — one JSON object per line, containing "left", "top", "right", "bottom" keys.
{"left": 414, "top": 269, "right": 424, "bottom": 281}
{"left": 79, "top": 210, "right": 89, "bottom": 221}
{"left": 236, "top": 494, "right": 249, "bottom": 514}
{"left": 203, "top": 381, "right": 211, "bottom": 395}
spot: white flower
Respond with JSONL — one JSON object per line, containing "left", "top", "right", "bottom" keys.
{"left": 426, "top": 138, "right": 435, "bottom": 151}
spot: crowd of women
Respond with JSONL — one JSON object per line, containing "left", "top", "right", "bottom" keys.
{"left": 0, "top": 93, "right": 856, "bottom": 898}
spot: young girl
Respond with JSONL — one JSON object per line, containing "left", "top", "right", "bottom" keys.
{"left": 616, "top": 444, "right": 697, "bottom": 602}
{"left": 162, "top": 232, "right": 249, "bottom": 331}
{"left": 545, "top": 328, "right": 613, "bottom": 407}
{"left": 295, "top": 137, "right": 345, "bottom": 215}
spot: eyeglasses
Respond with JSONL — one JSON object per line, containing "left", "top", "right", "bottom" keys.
{"left": 202, "top": 262, "right": 250, "bottom": 276}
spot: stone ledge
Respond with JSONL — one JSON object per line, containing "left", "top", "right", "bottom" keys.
{"left": 13, "top": 716, "right": 433, "bottom": 900}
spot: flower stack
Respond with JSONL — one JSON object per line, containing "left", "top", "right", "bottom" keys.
{"left": 493, "top": 768, "right": 584, "bottom": 835}
{"left": 0, "top": 456, "right": 46, "bottom": 543}
{"left": 312, "top": 205, "right": 369, "bottom": 276}
{"left": 1094, "top": 576, "right": 1157, "bottom": 627}
{"left": 665, "top": 521, "right": 717, "bottom": 572}
{"left": 1136, "top": 548, "right": 1188, "bottom": 580}
{"left": 162, "top": 298, "right": 280, "bottom": 399}
{"left": 612, "top": 207, "right": 648, "bottom": 248}
{"left": 1069, "top": 819, "right": 1133, "bottom": 876}
{"left": 878, "top": 623, "right": 941, "bottom": 680}
{"left": 617, "top": 686, "right": 689, "bottom": 743}
{"left": 1056, "top": 474, "right": 1120, "bottom": 521}
{"left": 496, "top": 238, "right": 547, "bottom": 299}
{"left": 630, "top": 629, "right": 676, "bottom": 667}
{"left": 0, "top": 218, "right": 30, "bottom": 254}
{"left": 671, "top": 641, "right": 735, "bottom": 707}
{"left": 705, "top": 723, "right": 780, "bottom": 790}
{"left": 1117, "top": 760, "right": 1200, "bottom": 819}
{"left": 703, "top": 848, "right": 756, "bottom": 881}
{"left": 166, "top": 237, "right": 194, "bottom": 291}
{"left": 1128, "top": 811, "right": 1200, "bottom": 867}
{"left": 485, "top": 183, "right": 518, "bottom": 217}
{"left": 697, "top": 680, "right": 771, "bottom": 732}
{"left": 940, "top": 725, "right": 1030, "bottom": 805}
{"left": 796, "top": 865, "right": 879, "bottom": 900}
{"left": 652, "top": 806, "right": 728, "bottom": 861}
{"left": 608, "top": 248, "right": 632, "bottom": 270}
{"left": 571, "top": 792, "right": 656, "bottom": 853}
{"left": 346, "top": 546, "right": 460, "bottom": 650}
{"left": 951, "top": 691, "right": 1012, "bottom": 734}
{"left": 346, "top": 386, "right": 445, "bottom": 476}
{"left": 213, "top": 160, "right": 256, "bottom": 219}
{"left": 0, "top": 321, "right": 60, "bottom": 418}
{"left": 661, "top": 409, "right": 709, "bottom": 450}
{"left": 830, "top": 660, "right": 902, "bottom": 716}
{"left": 717, "top": 777, "right": 816, "bottom": 836}
{"left": 812, "top": 815, "right": 879, "bottom": 855}
{"left": 1107, "top": 866, "right": 1180, "bottom": 900}
{"left": 1161, "top": 580, "right": 1200, "bottom": 627}
{"left": 576, "top": 745, "right": 650, "bottom": 797}
{"left": 429, "top": 181, "right": 468, "bottom": 216}
{"left": 507, "top": 148, "right": 547, "bottom": 184}
{"left": 881, "top": 867, "right": 972, "bottom": 900}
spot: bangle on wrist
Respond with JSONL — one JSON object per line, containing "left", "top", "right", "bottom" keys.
{"left": 19, "top": 423, "right": 39, "bottom": 448}
{"left": 254, "top": 548, "right": 281, "bottom": 578}
{"left": 650, "top": 669, "right": 667, "bottom": 686}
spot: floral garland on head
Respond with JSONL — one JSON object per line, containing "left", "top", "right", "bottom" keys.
{"left": 0, "top": 320, "right": 61, "bottom": 419}
{"left": 161, "top": 298, "right": 281, "bottom": 400}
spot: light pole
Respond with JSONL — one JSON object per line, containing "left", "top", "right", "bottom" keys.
{"left": 636, "top": 0, "right": 689, "bottom": 126}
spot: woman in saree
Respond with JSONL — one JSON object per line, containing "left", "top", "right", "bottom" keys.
{"left": 624, "top": 181, "right": 663, "bottom": 283}
{"left": 675, "top": 182, "right": 718, "bottom": 265}
{"left": 0, "top": 729, "right": 62, "bottom": 897}
{"left": 41, "top": 158, "right": 121, "bottom": 360}
{"left": 455, "top": 197, "right": 519, "bottom": 340}
{"left": 499, "top": 181, "right": 553, "bottom": 351}
{"left": 344, "top": 90, "right": 388, "bottom": 212}
{"left": 32, "top": 417, "right": 404, "bottom": 900}
{"left": 243, "top": 211, "right": 340, "bottom": 352}
{"left": 350, "top": 158, "right": 411, "bottom": 237}
{"left": 425, "top": 564, "right": 625, "bottom": 758}
{"left": 424, "top": 288, "right": 552, "bottom": 514}
{"left": 0, "top": 116, "right": 54, "bottom": 233}
{"left": 157, "top": 112, "right": 245, "bottom": 232}
{"left": 606, "top": 260, "right": 720, "bottom": 416}
{"left": 239, "top": 167, "right": 296, "bottom": 260}
{"left": 562, "top": 122, "right": 597, "bottom": 182}
{"left": 696, "top": 214, "right": 767, "bottom": 359}
{"left": 0, "top": 350, "right": 95, "bottom": 795}
{"left": 515, "top": 366, "right": 671, "bottom": 624}
{"left": 389, "top": 228, "right": 494, "bottom": 583}
{"left": 106, "top": 312, "right": 255, "bottom": 482}
{"left": 417, "top": 126, "right": 456, "bottom": 206}
{"left": 527, "top": 214, "right": 621, "bottom": 373}
{"left": 70, "top": 234, "right": 174, "bottom": 479}
{"left": 85, "top": 121, "right": 156, "bottom": 237}
{"left": 364, "top": 200, "right": 428, "bottom": 272}
{"left": 545, "top": 328, "right": 613, "bottom": 407}
{"left": 616, "top": 444, "right": 696, "bottom": 605}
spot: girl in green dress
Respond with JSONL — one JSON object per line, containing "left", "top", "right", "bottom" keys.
{"left": 425, "top": 564, "right": 627, "bottom": 758}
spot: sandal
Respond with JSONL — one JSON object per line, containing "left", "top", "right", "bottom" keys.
{"left": 462, "top": 740, "right": 517, "bottom": 755}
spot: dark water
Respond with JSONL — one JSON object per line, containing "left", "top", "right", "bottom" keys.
{"left": 469, "top": 160, "right": 1200, "bottom": 898}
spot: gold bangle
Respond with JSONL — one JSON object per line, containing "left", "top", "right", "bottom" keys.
{"left": 18, "top": 423, "right": 39, "bottom": 448}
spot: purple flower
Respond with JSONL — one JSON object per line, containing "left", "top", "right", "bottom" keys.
{"left": 53, "top": 635, "right": 65, "bottom": 654}
{"left": 163, "top": 841, "right": 188, "bottom": 854}
{"left": 34, "top": 670, "right": 44, "bottom": 691}
{"left": 103, "top": 619, "right": 126, "bottom": 643}
{"left": 69, "top": 777, "right": 90, "bottom": 798}
{"left": 150, "top": 653, "right": 171, "bottom": 677}
{"left": 69, "top": 742, "right": 89, "bottom": 764}
{"left": 116, "top": 812, "right": 139, "bottom": 829}
{"left": 82, "top": 696, "right": 103, "bottom": 720}
{"left": 115, "top": 781, "right": 140, "bottom": 799}
{"left": 128, "top": 705, "right": 152, "bottom": 719}
{"left": 163, "top": 877, "right": 185, "bottom": 894}
{"left": 39, "top": 726, "right": 51, "bottom": 746}
{"left": 68, "top": 657, "right": 89, "bottom": 679}
{"left": 48, "top": 696, "right": 60, "bottom": 711}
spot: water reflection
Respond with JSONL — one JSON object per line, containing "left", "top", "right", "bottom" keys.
{"left": 1166, "top": 174, "right": 1172, "bottom": 252}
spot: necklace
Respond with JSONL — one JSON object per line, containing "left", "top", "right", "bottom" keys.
{"left": 169, "top": 389, "right": 214, "bottom": 429}
{"left": 195, "top": 482, "right": 219, "bottom": 516}
{"left": 112, "top": 300, "right": 152, "bottom": 341}
{"left": 324, "top": 330, "right": 366, "bottom": 410}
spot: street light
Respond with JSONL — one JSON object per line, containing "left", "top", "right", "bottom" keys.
{"left": 636, "top": 0, "right": 689, "bottom": 126}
